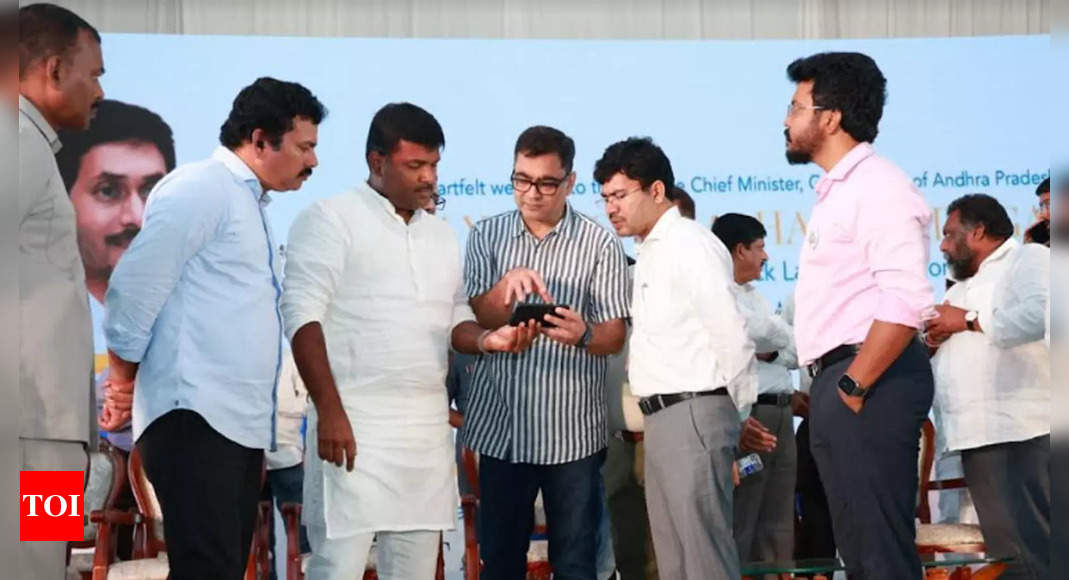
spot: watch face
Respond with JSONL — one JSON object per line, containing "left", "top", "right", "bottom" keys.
{"left": 838, "top": 374, "right": 858, "bottom": 396}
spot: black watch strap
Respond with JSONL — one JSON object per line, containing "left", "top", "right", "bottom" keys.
{"left": 576, "top": 322, "right": 593, "bottom": 349}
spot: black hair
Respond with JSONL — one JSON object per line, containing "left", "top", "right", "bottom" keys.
{"left": 712, "top": 213, "right": 767, "bottom": 253}
{"left": 219, "top": 77, "right": 327, "bottom": 150}
{"left": 592, "top": 137, "right": 676, "bottom": 200}
{"left": 786, "top": 52, "right": 886, "bottom": 143}
{"left": 1037, "top": 177, "right": 1050, "bottom": 196}
{"left": 672, "top": 186, "right": 695, "bottom": 219}
{"left": 946, "top": 194, "right": 1014, "bottom": 241}
{"left": 56, "top": 99, "right": 176, "bottom": 191}
{"left": 514, "top": 125, "right": 575, "bottom": 173}
{"left": 18, "top": 3, "right": 100, "bottom": 79}
{"left": 365, "top": 102, "right": 445, "bottom": 161}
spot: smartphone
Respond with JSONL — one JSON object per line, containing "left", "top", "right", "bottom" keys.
{"left": 508, "top": 302, "right": 568, "bottom": 328}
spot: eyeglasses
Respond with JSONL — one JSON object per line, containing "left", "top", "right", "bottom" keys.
{"left": 596, "top": 187, "right": 644, "bottom": 206}
{"left": 434, "top": 195, "right": 446, "bottom": 210}
{"left": 787, "top": 102, "right": 827, "bottom": 117}
{"left": 511, "top": 173, "right": 568, "bottom": 196}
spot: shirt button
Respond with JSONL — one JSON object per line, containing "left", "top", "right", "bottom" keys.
{"left": 174, "top": 400, "right": 180, "bottom": 406}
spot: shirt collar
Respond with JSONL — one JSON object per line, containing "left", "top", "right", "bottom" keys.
{"left": 512, "top": 204, "right": 576, "bottom": 239}
{"left": 19, "top": 95, "right": 61, "bottom": 154}
{"left": 359, "top": 182, "right": 427, "bottom": 225}
{"left": 212, "top": 146, "right": 269, "bottom": 205}
{"left": 814, "top": 142, "right": 875, "bottom": 200}
{"left": 639, "top": 205, "right": 681, "bottom": 248}
{"left": 979, "top": 238, "right": 1018, "bottom": 271}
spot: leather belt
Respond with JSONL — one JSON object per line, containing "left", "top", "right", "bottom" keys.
{"left": 807, "top": 344, "right": 861, "bottom": 378}
{"left": 638, "top": 387, "right": 728, "bottom": 416}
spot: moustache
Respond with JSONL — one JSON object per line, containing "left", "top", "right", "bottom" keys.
{"left": 105, "top": 227, "right": 140, "bottom": 247}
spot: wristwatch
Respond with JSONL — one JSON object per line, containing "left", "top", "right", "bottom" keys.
{"left": 837, "top": 373, "right": 869, "bottom": 398}
{"left": 965, "top": 310, "right": 979, "bottom": 331}
{"left": 576, "top": 322, "right": 593, "bottom": 349}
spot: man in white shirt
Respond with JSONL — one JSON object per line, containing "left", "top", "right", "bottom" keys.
{"left": 926, "top": 194, "right": 1050, "bottom": 580}
{"left": 281, "top": 103, "right": 538, "bottom": 580}
{"left": 712, "top": 213, "right": 798, "bottom": 568}
{"left": 596, "top": 137, "right": 754, "bottom": 579}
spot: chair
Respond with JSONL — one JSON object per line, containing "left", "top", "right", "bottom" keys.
{"left": 916, "top": 419, "right": 1007, "bottom": 579}
{"left": 459, "top": 445, "right": 552, "bottom": 580}
{"left": 89, "top": 447, "right": 268, "bottom": 579}
{"left": 68, "top": 445, "right": 130, "bottom": 579}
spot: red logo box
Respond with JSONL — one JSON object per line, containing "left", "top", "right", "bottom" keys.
{"left": 20, "top": 471, "right": 84, "bottom": 541}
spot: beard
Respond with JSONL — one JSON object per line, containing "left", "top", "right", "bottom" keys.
{"left": 784, "top": 125, "right": 821, "bottom": 165}
{"left": 944, "top": 244, "right": 977, "bottom": 281}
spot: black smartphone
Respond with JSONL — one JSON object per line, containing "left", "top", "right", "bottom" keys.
{"left": 508, "top": 302, "right": 568, "bottom": 328}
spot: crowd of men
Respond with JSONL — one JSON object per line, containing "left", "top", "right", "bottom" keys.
{"left": 16, "top": 3, "right": 1056, "bottom": 580}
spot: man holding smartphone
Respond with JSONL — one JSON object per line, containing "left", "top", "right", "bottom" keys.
{"left": 463, "top": 125, "right": 630, "bottom": 579}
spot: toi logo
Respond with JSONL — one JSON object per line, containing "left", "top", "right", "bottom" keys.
{"left": 20, "top": 471, "right": 84, "bottom": 541}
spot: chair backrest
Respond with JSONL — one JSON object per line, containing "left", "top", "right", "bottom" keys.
{"left": 916, "top": 418, "right": 936, "bottom": 524}
{"left": 127, "top": 447, "right": 167, "bottom": 555}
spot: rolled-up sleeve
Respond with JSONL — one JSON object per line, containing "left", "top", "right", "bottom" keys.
{"left": 105, "top": 175, "right": 227, "bottom": 362}
{"left": 280, "top": 202, "right": 349, "bottom": 342}
{"left": 859, "top": 189, "right": 934, "bottom": 329}
{"left": 985, "top": 244, "right": 1049, "bottom": 348}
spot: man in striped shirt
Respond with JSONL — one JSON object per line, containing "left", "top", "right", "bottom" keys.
{"left": 463, "top": 125, "right": 631, "bottom": 579}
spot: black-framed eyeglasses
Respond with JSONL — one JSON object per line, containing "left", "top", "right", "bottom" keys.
{"left": 511, "top": 172, "right": 568, "bottom": 196}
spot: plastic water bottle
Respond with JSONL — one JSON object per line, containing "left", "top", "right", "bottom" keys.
{"left": 738, "top": 452, "right": 764, "bottom": 479}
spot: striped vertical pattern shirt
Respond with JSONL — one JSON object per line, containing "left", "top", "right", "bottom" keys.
{"left": 462, "top": 205, "right": 631, "bottom": 465}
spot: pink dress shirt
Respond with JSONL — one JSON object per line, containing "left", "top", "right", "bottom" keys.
{"left": 795, "top": 143, "right": 934, "bottom": 366}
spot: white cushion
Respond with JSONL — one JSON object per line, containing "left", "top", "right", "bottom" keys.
{"left": 68, "top": 547, "right": 95, "bottom": 573}
{"left": 916, "top": 523, "right": 984, "bottom": 546}
{"left": 527, "top": 539, "right": 549, "bottom": 563}
{"left": 106, "top": 553, "right": 169, "bottom": 580}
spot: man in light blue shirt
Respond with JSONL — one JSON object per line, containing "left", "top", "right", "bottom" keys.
{"left": 101, "top": 77, "right": 327, "bottom": 580}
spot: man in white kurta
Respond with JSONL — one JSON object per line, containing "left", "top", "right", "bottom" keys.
{"left": 281, "top": 103, "right": 537, "bottom": 579}
{"left": 927, "top": 194, "right": 1050, "bottom": 579}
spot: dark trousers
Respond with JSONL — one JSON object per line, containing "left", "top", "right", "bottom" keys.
{"left": 961, "top": 435, "right": 1050, "bottom": 579}
{"left": 794, "top": 418, "right": 836, "bottom": 563}
{"left": 138, "top": 410, "right": 264, "bottom": 580}
{"left": 479, "top": 450, "right": 604, "bottom": 580}
{"left": 809, "top": 340, "right": 933, "bottom": 580}
{"left": 262, "top": 464, "right": 311, "bottom": 580}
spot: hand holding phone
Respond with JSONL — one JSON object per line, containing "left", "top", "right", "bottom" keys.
{"left": 509, "top": 302, "right": 568, "bottom": 328}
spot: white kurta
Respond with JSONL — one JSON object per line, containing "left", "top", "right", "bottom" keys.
{"left": 280, "top": 186, "right": 474, "bottom": 539}
{"left": 931, "top": 239, "right": 1049, "bottom": 453}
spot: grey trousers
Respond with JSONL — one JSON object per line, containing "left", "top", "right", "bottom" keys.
{"left": 644, "top": 394, "right": 740, "bottom": 580}
{"left": 733, "top": 402, "right": 797, "bottom": 565}
{"left": 961, "top": 435, "right": 1050, "bottom": 580}
{"left": 19, "top": 438, "right": 88, "bottom": 580}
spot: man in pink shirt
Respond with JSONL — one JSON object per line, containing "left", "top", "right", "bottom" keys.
{"left": 786, "top": 52, "right": 935, "bottom": 579}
